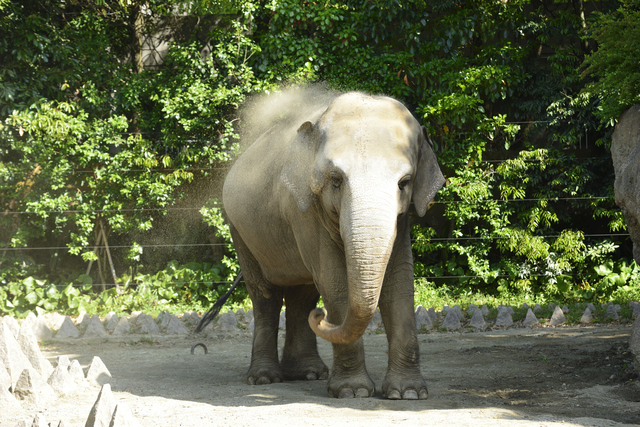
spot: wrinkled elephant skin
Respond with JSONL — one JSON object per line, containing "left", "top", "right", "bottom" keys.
{"left": 222, "top": 92, "right": 445, "bottom": 399}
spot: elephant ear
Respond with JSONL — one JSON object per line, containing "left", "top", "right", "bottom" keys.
{"left": 280, "top": 121, "right": 320, "bottom": 212}
{"left": 413, "top": 127, "right": 445, "bottom": 217}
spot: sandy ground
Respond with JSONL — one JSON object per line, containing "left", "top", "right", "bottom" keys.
{"left": 3, "top": 325, "right": 639, "bottom": 427}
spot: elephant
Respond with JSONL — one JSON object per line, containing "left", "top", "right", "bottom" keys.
{"left": 222, "top": 91, "right": 445, "bottom": 399}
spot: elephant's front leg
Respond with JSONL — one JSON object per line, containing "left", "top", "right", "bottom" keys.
{"left": 378, "top": 227, "right": 428, "bottom": 400}
{"left": 329, "top": 337, "right": 375, "bottom": 398}
{"left": 320, "top": 295, "right": 374, "bottom": 398}
{"left": 281, "top": 285, "right": 329, "bottom": 381}
{"left": 379, "top": 297, "right": 428, "bottom": 399}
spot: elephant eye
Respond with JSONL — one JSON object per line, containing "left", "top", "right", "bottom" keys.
{"left": 398, "top": 177, "right": 411, "bottom": 191}
{"left": 330, "top": 172, "right": 342, "bottom": 189}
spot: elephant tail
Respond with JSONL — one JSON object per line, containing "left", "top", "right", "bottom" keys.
{"left": 194, "top": 272, "right": 244, "bottom": 333}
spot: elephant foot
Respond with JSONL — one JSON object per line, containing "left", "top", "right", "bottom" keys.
{"left": 327, "top": 371, "right": 375, "bottom": 398}
{"left": 247, "top": 364, "right": 283, "bottom": 385}
{"left": 382, "top": 371, "right": 428, "bottom": 400}
{"left": 281, "top": 356, "right": 329, "bottom": 381}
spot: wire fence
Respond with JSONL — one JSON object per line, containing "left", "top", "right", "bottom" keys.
{"left": 0, "top": 194, "right": 614, "bottom": 216}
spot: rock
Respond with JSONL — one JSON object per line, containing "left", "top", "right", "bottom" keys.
{"left": 104, "top": 312, "right": 119, "bottom": 332}
{"left": 469, "top": 308, "right": 486, "bottom": 329}
{"left": 415, "top": 305, "right": 432, "bottom": 330}
{"left": 69, "top": 359, "right": 86, "bottom": 384}
{"left": 533, "top": 304, "right": 542, "bottom": 313}
{"left": 128, "top": 311, "right": 143, "bottom": 326}
{"left": 242, "top": 309, "right": 254, "bottom": 327}
{"left": 0, "top": 322, "right": 35, "bottom": 388}
{"left": 495, "top": 307, "right": 513, "bottom": 327}
{"left": 522, "top": 308, "right": 539, "bottom": 327}
{"left": 467, "top": 304, "right": 478, "bottom": 316}
{"left": 47, "top": 313, "right": 66, "bottom": 331}
{"left": 29, "top": 414, "right": 50, "bottom": 427}
{"left": 32, "top": 316, "right": 53, "bottom": 341}
{"left": 0, "top": 358, "right": 12, "bottom": 391}
{"left": 56, "top": 355, "right": 71, "bottom": 369}
{"left": 110, "top": 402, "right": 142, "bottom": 427}
{"left": 83, "top": 315, "right": 108, "bottom": 338}
{"left": 2, "top": 316, "right": 20, "bottom": 338}
{"left": 247, "top": 318, "right": 255, "bottom": 330}
{"left": 180, "top": 311, "right": 200, "bottom": 327}
{"left": 441, "top": 310, "right": 461, "bottom": 330}
{"left": 630, "top": 315, "right": 640, "bottom": 376}
{"left": 47, "top": 362, "right": 77, "bottom": 396}
{"left": 159, "top": 312, "right": 175, "bottom": 332}
{"left": 612, "top": 104, "right": 640, "bottom": 264}
{"left": 587, "top": 303, "right": 596, "bottom": 313}
{"left": 480, "top": 305, "right": 489, "bottom": 316}
{"left": 220, "top": 311, "right": 239, "bottom": 331}
{"left": 86, "top": 356, "right": 112, "bottom": 386}
{"left": 506, "top": 306, "right": 515, "bottom": 315}
{"left": 111, "top": 317, "right": 130, "bottom": 336}
{"left": 135, "top": 314, "right": 160, "bottom": 335}
{"left": 522, "top": 303, "right": 529, "bottom": 310}
{"left": 580, "top": 307, "right": 593, "bottom": 324}
{"left": 561, "top": 305, "right": 569, "bottom": 314}
{"left": 18, "top": 323, "right": 54, "bottom": 380}
{"left": 20, "top": 313, "right": 37, "bottom": 336}
{"left": 75, "top": 312, "right": 91, "bottom": 330}
{"left": 0, "top": 380, "right": 21, "bottom": 411}
{"left": 85, "top": 383, "right": 117, "bottom": 427}
{"left": 548, "top": 303, "right": 556, "bottom": 312}
{"left": 13, "top": 367, "right": 56, "bottom": 405}
{"left": 450, "top": 305, "right": 462, "bottom": 319}
{"left": 164, "top": 315, "right": 189, "bottom": 335}
{"left": 549, "top": 306, "right": 566, "bottom": 326}
{"left": 632, "top": 302, "right": 640, "bottom": 319}
{"left": 55, "top": 317, "right": 81, "bottom": 339}
{"left": 278, "top": 311, "right": 286, "bottom": 329}
{"left": 427, "top": 307, "right": 437, "bottom": 323}
{"left": 605, "top": 304, "right": 619, "bottom": 321}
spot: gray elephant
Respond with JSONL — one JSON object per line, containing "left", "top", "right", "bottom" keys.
{"left": 223, "top": 91, "right": 445, "bottom": 399}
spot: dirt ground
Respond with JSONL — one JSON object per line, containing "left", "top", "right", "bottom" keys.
{"left": 3, "top": 325, "right": 640, "bottom": 427}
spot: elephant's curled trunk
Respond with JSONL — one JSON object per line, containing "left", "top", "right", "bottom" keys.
{"left": 309, "top": 199, "right": 397, "bottom": 344}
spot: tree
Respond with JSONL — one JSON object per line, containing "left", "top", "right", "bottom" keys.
{"left": 581, "top": 0, "right": 640, "bottom": 126}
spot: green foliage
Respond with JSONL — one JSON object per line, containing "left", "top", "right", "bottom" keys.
{"left": 581, "top": 0, "right": 640, "bottom": 125}
{"left": 1, "top": 0, "right": 638, "bottom": 317}
{"left": 0, "top": 259, "right": 248, "bottom": 317}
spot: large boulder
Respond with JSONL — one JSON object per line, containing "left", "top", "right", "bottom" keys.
{"left": 611, "top": 104, "right": 640, "bottom": 263}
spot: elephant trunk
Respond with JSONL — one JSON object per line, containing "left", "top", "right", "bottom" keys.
{"left": 309, "top": 193, "right": 397, "bottom": 344}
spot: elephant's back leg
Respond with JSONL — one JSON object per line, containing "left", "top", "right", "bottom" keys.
{"left": 281, "top": 285, "right": 329, "bottom": 381}
{"left": 230, "top": 225, "right": 284, "bottom": 385}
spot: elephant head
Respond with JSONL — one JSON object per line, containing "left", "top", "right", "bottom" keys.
{"left": 280, "top": 93, "right": 445, "bottom": 344}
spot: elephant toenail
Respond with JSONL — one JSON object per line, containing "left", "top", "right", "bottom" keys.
{"left": 256, "top": 377, "right": 270, "bottom": 385}
{"left": 419, "top": 389, "right": 429, "bottom": 399}
{"left": 319, "top": 372, "right": 328, "bottom": 380}
{"left": 355, "top": 388, "right": 370, "bottom": 398}
{"left": 306, "top": 372, "right": 318, "bottom": 381}
{"left": 402, "top": 389, "right": 418, "bottom": 400}
{"left": 387, "top": 390, "right": 401, "bottom": 400}
{"left": 247, "top": 377, "right": 256, "bottom": 385}
{"left": 338, "top": 388, "right": 355, "bottom": 398}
